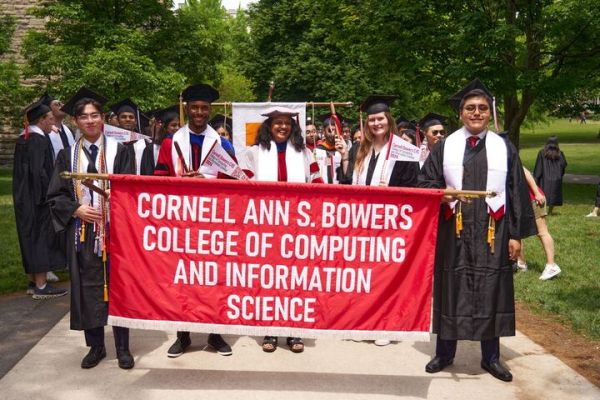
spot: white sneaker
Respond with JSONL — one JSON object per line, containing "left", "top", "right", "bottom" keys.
{"left": 46, "top": 271, "right": 60, "bottom": 282}
{"left": 585, "top": 212, "right": 598, "bottom": 218}
{"left": 374, "top": 339, "right": 391, "bottom": 346}
{"left": 516, "top": 261, "right": 528, "bottom": 271}
{"left": 539, "top": 264, "right": 561, "bottom": 280}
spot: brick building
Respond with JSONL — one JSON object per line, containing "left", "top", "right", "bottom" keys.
{"left": 0, "top": 0, "right": 44, "bottom": 166}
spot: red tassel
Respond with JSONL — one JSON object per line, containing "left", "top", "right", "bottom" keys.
{"left": 415, "top": 123, "right": 421, "bottom": 147}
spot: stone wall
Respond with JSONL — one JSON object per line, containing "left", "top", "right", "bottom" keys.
{"left": 0, "top": 0, "right": 45, "bottom": 167}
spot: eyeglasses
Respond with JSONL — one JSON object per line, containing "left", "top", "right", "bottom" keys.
{"left": 463, "top": 104, "right": 490, "bottom": 113}
{"left": 77, "top": 113, "right": 102, "bottom": 122}
{"left": 431, "top": 130, "right": 445, "bottom": 136}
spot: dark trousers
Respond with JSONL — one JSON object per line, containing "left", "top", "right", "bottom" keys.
{"left": 84, "top": 326, "right": 130, "bottom": 350}
{"left": 435, "top": 336, "right": 500, "bottom": 363}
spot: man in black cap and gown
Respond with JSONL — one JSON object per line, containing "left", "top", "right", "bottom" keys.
{"left": 418, "top": 80, "right": 536, "bottom": 382}
{"left": 155, "top": 83, "right": 235, "bottom": 358}
{"left": 47, "top": 87, "right": 135, "bottom": 369}
{"left": 13, "top": 100, "right": 68, "bottom": 299}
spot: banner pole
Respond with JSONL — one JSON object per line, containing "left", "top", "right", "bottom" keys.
{"left": 211, "top": 101, "right": 354, "bottom": 107}
{"left": 58, "top": 172, "right": 496, "bottom": 198}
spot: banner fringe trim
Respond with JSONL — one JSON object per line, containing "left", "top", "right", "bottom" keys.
{"left": 108, "top": 316, "right": 431, "bottom": 342}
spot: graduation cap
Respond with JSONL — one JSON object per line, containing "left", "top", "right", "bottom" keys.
{"left": 448, "top": 78, "right": 499, "bottom": 131}
{"left": 261, "top": 106, "right": 299, "bottom": 118}
{"left": 318, "top": 113, "right": 354, "bottom": 128}
{"left": 38, "top": 92, "right": 54, "bottom": 107}
{"left": 396, "top": 115, "right": 417, "bottom": 131}
{"left": 209, "top": 114, "right": 232, "bottom": 133}
{"left": 150, "top": 105, "right": 179, "bottom": 124}
{"left": 359, "top": 95, "right": 397, "bottom": 115}
{"left": 110, "top": 98, "right": 140, "bottom": 116}
{"left": 181, "top": 83, "right": 219, "bottom": 103}
{"left": 419, "top": 112, "right": 448, "bottom": 131}
{"left": 448, "top": 78, "right": 493, "bottom": 112}
{"left": 25, "top": 99, "right": 51, "bottom": 123}
{"left": 61, "top": 87, "right": 108, "bottom": 117}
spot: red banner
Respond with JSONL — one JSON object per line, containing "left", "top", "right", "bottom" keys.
{"left": 108, "top": 175, "right": 443, "bottom": 341}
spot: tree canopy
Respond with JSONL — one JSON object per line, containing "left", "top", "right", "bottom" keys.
{"left": 11, "top": 0, "right": 600, "bottom": 145}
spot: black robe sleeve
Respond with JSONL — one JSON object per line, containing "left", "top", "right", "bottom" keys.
{"left": 337, "top": 143, "right": 360, "bottom": 184}
{"left": 139, "top": 142, "right": 155, "bottom": 176}
{"left": 533, "top": 150, "right": 544, "bottom": 185}
{"left": 417, "top": 140, "right": 446, "bottom": 189}
{"left": 47, "top": 149, "right": 80, "bottom": 233}
{"left": 388, "top": 161, "right": 419, "bottom": 188}
{"left": 114, "top": 143, "right": 134, "bottom": 175}
{"left": 507, "top": 143, "right": 537, "bottom": 240}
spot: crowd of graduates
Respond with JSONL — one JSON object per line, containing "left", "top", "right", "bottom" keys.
{"left": 13, "top": 78, "right": 576, "bottom": 382}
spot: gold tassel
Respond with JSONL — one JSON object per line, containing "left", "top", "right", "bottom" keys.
{"left": 80, "top": 223, "right": 86, "bottom": 242}
{"left": 103, "top": 258, "right": 108, "bottom": 302}
{"left": 455, "top": 202, "right": 463, "bottom": 238}
{"left": 487, "top": 216, "right": 496, "bottom": 254}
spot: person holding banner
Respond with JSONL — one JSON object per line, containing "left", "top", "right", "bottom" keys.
{"left": 337, "top": 96, "right": 419, "bottom": 347}
{"left": 47, "top": 88, "right": 136, "bottom": 369}
{"left": 418, "top": 83, "right": 536, "bottom": 382}
{"left": 239, "top": 106, "right": 323, "bottom": 353}
{"left": 337, "top": 95, "right": 419, "bottom": 188}
{"left": 154, "top": 83, "right": 234, "bottom": 358}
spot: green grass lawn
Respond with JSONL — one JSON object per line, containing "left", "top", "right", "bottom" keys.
{"left": 519, "top": 118, "right": 600, "bottom": 175}
{"left": 514, "top": 183, "right": 600, "bottom": 340}
{"left": 0, "top": 169, "right": 26, "bottom": 295}
{"left": 520, "top": 118, "right": 600, "bottom": 148}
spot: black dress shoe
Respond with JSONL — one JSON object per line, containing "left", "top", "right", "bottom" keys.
{"left": 481, "top": 360, "right": 513, "bottom": 382}
{"left": 117, "top": 349, "right": 135, "bottom": 369}
{"left": 81, "top": 346, "right": 106, "bottom": 369}
{"left": 425, "top": 356, "right": 454, "bottom": 373}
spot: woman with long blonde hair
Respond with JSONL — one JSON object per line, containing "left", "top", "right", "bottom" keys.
{"left": 337, "top": 96, "right": 418, "bottom": 187}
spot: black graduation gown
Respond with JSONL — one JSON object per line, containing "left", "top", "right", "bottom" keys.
{"left": 418, "top": 135, "right": 536, "bottom": 341}
{"left": 47, "top": 143, "right": 132, "bottom": 330}
{"left": 139, "top": 142, "right": 158, "bottom": 176}
{"left": 337, "top": 142, "right": 419, "bottom": 187}
{"left": 12, "top": 133, "right": 66, "bottom": 274}
{"left": 533, "top": 150, "right": 567, "bottom": 206}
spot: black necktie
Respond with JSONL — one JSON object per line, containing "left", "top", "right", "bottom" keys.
{"left": 58, "top": 126, "right": 70, "bottom": 148}
{"left": 88, "top": 144, "right": 98, "bottom": 173}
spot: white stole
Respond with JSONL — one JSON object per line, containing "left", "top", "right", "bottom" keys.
{"left": 443, "top": 128, "right": 507, "bottom": 214}
{"left": 315, "top": 148, "right": 341, "bottom": 184}
{"left": 256, "top": 141, "right": 306, "bottom": 182}
{"left": 70, "top": 135, "right": 118, "bottom": 209}
{"left": 353, "top": 142, "right": 394, "bottom": 186}
{"left": 170, "top": 124, "right": 220, "bottom": 178}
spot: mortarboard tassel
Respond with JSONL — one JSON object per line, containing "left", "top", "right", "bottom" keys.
{"left": 487, "top": 215, "right": 496, "bottom": 254}
{"left": 455, "top": 202, "right": 463, "bottom": 238}
{"left": 179, "top": 92, "right": 185, "bottom": 127}
{"left": 359, "top": 111, "right": 364, "bottom": 142}
{"left": 415, "top": 123, "right": 421, "bottom": 147}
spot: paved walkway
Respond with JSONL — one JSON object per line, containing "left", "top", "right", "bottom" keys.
{"left": 563, "top": 174, "right": 599, "bottom": 185}
{"left": 0, "top": 296, "right": 598, "bottom": 399}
